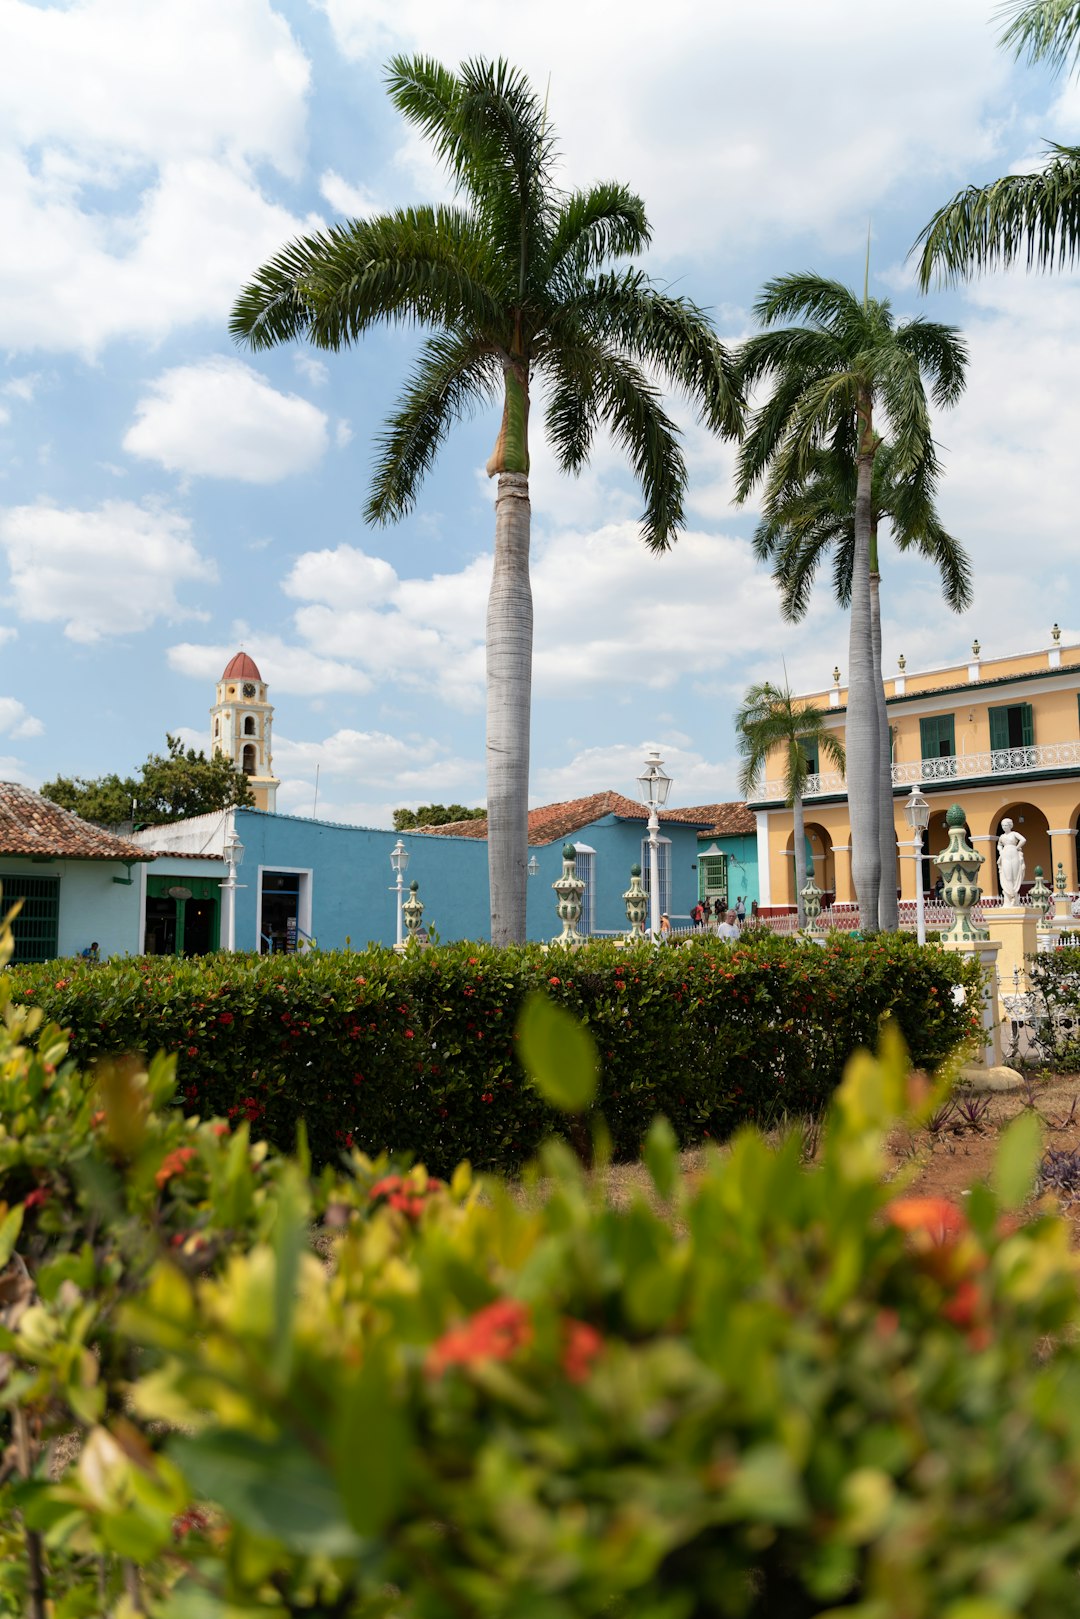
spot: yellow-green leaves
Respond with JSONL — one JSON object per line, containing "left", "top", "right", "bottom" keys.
{"left": 517, "top": 990, "right": 598, "bottom": 1112}
{"left": 992, "top": 1109, "right": 1043, "bottom": 1210}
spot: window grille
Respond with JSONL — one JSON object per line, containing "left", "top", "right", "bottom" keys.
{"left": 1, "top": 874, "right": 60, "bottom": 963}
{"left": 640, "top": 835, "right": 671, "bottom": 916}
{"left": 573, "top": 845, "right": 595, "bottom": 935}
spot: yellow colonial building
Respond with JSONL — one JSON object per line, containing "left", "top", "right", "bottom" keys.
{"left": 750, "top": 631, "right": 1080, "bottom": 912}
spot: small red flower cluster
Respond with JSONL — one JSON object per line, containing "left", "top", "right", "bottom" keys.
{"left": 886, "top": 1195, "right": 989, "bottom": 1347}
{"left": 155, "top": 1146, "right": 197, "bottom": 1189}
{"left": 217, "top": 1012, "right": 234, "bottom": 1026}
{"left": 369, "top": 1173, "right": 443, "bottom": 1220}
{"left": 171, "top": 1505, "right": 211, "bottom": 1540}
{"left": 427, "top": 1300, "right": 605, "bottom": 1383}
{"left": 23, "top": 1186, "right": 50, "bottom": 1210}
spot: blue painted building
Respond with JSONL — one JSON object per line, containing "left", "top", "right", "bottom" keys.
{"left": 136, "top": 790, "right": 759, "bottom": 952}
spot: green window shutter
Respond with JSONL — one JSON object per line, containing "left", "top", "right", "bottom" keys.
{"left": 1019, "top": 703, "right": 1034, "bottom": 746}
{"left": 919, "top": 715, "right": 955, "bottom": 758}
{"left": 801, "top": 740, "right": 819, "bottom": 775}
{"left": 1, "top": 875, "right": 60, "bottom": 963}
{"left": 988, "top": 707, "right": 1010, "bottom": 751}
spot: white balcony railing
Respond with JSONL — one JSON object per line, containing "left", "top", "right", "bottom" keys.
{"left": 749, "top": 740, "right": 1080, "bottom": 805}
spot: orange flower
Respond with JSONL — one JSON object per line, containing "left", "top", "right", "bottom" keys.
{"left": 886, "top": 1196, "right": 967, "bottom": 1245}
{"left": 155, "top": 1147, "right": 197, "bottom": 1189}
{"left": 561, "top": 1318, "right": 604, "bottom": 1383}
{"left": 427, "top": 1299, "right": 533, "bottom": 1376}
{"left": 369, "top": 1174, "right": 442, "bottom": 1220}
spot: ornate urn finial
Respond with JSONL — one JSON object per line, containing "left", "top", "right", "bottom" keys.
{"left": 897, "top": 653, "right": 906, "bottom": 673}
{"left": 552, "top": 843, "right": 586, "bottom": 946}
{"left": 1053, "top": 622, "right": 1062, "bottom": 644}
{"left": 933, "top": 804, "right": 987, "bottom": 944}
{"left": 971, "top": 638, "right": 981, "bottom": 659}
{"left": 622, "top": 863, "right": 648, "bottom": 939}
{"left": 402, "top": 879, "right": 425, "bottom": 943}
{"left": 832, "top": 665, "right": 841, "bottom": 686}
{"left": 800, "top": 874, "right": 823, "bottom": 932}
{"left": 1030, "top": 865, "right": 1053, "bottom": 924}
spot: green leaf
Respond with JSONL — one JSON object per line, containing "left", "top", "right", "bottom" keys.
{"left": 516, "top": 991, "right": 598, "bottom": 1113}
{"left": 0, "top": 1203, "right": 23, "bottom": 1269}
{"left": 643, "top": 1115, "right": 678, "bottom": 1201}
{"left": 170, "top": 1430, "right": 365, "bottom": 1556}
{"left": 334, "top": 1357, "right": 409, "bottom": 1534}
{"left": 992, "top": 1109, "right": 1043, "bottom": 1210}
{"left": 271, "top": 1167, "right": 305, "bottom": 1385}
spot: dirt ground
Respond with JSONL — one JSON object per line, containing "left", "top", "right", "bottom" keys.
{"left": 595, "top": 1070, "right": 1080, "bottom": 1233}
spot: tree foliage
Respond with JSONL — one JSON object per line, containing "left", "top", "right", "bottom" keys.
{"left": 392, "top": 803, "right": 486, "bottom": 830}
{"left": 41, "top": 734, "right": 255, "bottom": 828}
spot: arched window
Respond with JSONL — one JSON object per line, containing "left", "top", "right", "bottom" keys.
{"left": 243, "top": 715, "right": 256, "bottom": 736}
{"left": 242, "top": 744, "right": 257, "bottom": 775}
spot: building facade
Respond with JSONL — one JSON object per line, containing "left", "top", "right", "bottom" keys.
{"left": 750, "top": 634, "right": 1080, "bottom": 911}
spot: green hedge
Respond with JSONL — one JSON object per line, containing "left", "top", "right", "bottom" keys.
{"left": 8, "top": 932, "right": 981, "bottom": 1174}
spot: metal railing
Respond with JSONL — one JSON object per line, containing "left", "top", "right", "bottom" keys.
{"left": 749, "top": 739, "right": 1080, "bottom": 804}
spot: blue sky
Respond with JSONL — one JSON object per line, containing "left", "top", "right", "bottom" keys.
{"left": 1, "top": 0, "right": 1078, "bottom": 824}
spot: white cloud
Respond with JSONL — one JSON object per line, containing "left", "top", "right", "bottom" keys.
{"left": 294, "top": 354, "right": 329, "bottom": 387}
{"left": 318, "top": 169, "right": 382, "bottom": 218}
{"left": 2, "top": 0, "right": 310, "bottom": 175}
{"left": 0, "top": 499, "right": 215, "bottom": 642}
{"left": 167, "top": 636, "right": 373, "bottom": 697}
{"left": 271, "top": 726, "right": 485, "bottom": 830}
{"left": 316, "top": 0, "right": 1010, "bottom": 255}
{"left": 123, "top": 358, "right": 330, "bottom": 482}
{"left": 0, "top": 153, "right": 325, "bottom": 355}
{"left": 0, "top": 697, "right": 43, "bottom": 740}
{"left": 533, "top": 739, "right": 741, "bottom": 808}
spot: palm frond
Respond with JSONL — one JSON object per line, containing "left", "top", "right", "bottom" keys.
{"left": 366, "top": 334, "right": 500, "bottom": 523}
{"left": 384, "top": 56, "right": 480, "bottom": 195}
{"left": 913, "top": 144, "right": 1080, "bottom": 287}
{"left": 585, "top": 351, "right": 687, "bottom": 552}
{"left": 873, "top": 346, "right": 932, "bottom": 475}
{"left": 734, "top": 681, "right": 844, "bottom": 802}
{"left": 894, "top": 317, "right": 969, "bottom": 408}
{"left": 998, "top": 0, "right": 1080, "bottom": 73}
{"left": 754, "top": 273, "right": 865, "bottom": 334}
{"left": 560, "top": 270, "right": 743, "bottom": 437}
{"left": 546, "top": 183, "right": 650, "bottom": 277}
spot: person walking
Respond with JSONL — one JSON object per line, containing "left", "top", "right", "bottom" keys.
{"left": 735, "top": 895, "right": 746, "bottom": 928}
{"left": 691, "top": 901, "right": 705, "bottom": 930}
{"left": 658, "top": 912, "right": 672, "bottom": 941}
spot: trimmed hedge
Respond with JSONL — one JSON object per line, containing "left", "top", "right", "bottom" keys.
{"left": 8, "top": 932, "right": 981, "bottom": 1175}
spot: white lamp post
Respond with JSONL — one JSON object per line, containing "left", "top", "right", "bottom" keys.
{"left": 389, "top": 839, "right": 410, "bottom": 949}
{"left": 222, "top": 827, "right": 245, "bottom": 952}
{"left": 636, "top": 748, "right": 672, "bottom": 937}
{"left": 903, "top": 785, "right": 931, "bottom": 945}
{"left": 527, "top": 855, "right": 539, "bottom": 879}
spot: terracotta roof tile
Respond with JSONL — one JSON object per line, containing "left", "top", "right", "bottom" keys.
{"left": 420, "top": 791, "right": 745, "bottom": 846}
{"left": 221, "top": 651, "right": 261, "bottom": 681}
{"left": 696, "top": 803, "right": 757, "bottom": 837}
{"left": 0, "top": 783, "right": 154, "bottom": 862}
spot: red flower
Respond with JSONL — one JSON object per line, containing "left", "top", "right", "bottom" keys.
{"left": 549, "top": 976, "right": 561, "bottom": 986}
{"left": 156, "top": 1146, "right": 197, "bottom": 1190}
{"left": 369, "top": 1174, "right": 442, "bottom": 1220}
{"left": 427, "top": 1299, "right": 533, "bottom": 1376}
{"left": 481, "top": 1092, "right": 494, "bottom": 1103}
{"left": 561, "top": 1318, "right": 604, "bottom": 1383}
{"left": 172, "top": 1506, "right": 211, "bottom": 1540}
{"left": 186, "top": 1045, "right": 198, "bottom": 1058}
{"left": 212, "top": 1122, "right": 230, "bottom": 1137}
{"left": 23, "top": 1186, "right": 49, "bottom": 1210}
{"left": 404, "top": 1029, "right": 414, "bottom": 1039}
{"left": 352, "top": 1073, "right": 364, "bottom": 1087}
{"left": 217, "top": 1012, "right": 234, "bottom": 1026}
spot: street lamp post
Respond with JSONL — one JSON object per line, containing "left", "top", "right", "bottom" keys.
{"left": 636, "top": 748, "right": 672, "bottom": 938}
{"left": 222, "top": 827, "right": 245, "bottom": 952}
{"left": 903, "top": 785, "right": 931, "bottom": 946}
{"left": 389, "top": 839, "right": 410, "bottom": 949}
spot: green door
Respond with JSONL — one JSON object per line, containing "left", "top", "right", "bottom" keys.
{"left": 145, "top": 875, "right": 222, "bottom": 955}
{"left": 919, "top": 714, "right": 955, "bottom": 759}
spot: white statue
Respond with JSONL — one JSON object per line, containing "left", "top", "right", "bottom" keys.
{"left": 996, "top": 817, "right": 1026, "bottom": 906}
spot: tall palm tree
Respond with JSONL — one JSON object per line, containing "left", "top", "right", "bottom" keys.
{"left": 915, "top": 1, "right": 1080, "bottom": 287}
{"left": 230, "top": 57, "right": 742, "bottom": 945}
{"left": 735, "top": 682, "right": 845, "bottom": 925}
{"left": 734, "top": 275, "right": 967, "bottom": 928}
{"left": 753, "top": 444, "right": 972, "bottom": 929}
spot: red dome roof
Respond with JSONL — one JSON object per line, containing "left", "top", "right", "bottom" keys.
{"left": 221, "top": 651, "right": 262, "bottom": 681}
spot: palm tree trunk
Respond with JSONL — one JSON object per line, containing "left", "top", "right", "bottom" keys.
{"left": 870, "top": 564, "right": 899, "bottom": 931}
{"left": 847, "top": 393, "right": 881, "bottom": 928}
{"left": 486, "top": 471, "right": 533, "bottom": 945}
{"left": 793, "top": 791, "right": 808, "bottom": 927}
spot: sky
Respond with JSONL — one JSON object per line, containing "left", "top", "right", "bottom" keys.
{"left": 1, "top": 0, "right": 1078, "bottom": 826}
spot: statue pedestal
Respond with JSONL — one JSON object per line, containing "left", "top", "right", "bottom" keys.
{"left": 986, "top": 905, "right": 1038, "bottom": 1003}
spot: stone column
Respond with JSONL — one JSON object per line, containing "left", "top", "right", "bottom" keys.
{"left": 831, "top": 843, "right": 854, "bottom": 904}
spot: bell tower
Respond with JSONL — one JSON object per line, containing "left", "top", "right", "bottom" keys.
{"left": 211, "top": 651, "right": 279, "bottom": 813}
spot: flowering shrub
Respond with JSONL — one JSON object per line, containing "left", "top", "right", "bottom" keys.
{"left": 4, "top": 971, "right": 1080, "bottom": 1618}
{"left": 8, "top": 932, "right": 981, "bottom": 1174}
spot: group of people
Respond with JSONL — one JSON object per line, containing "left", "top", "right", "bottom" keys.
{"left": 685, "top": 895, "right": 755, "bottom": 936}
